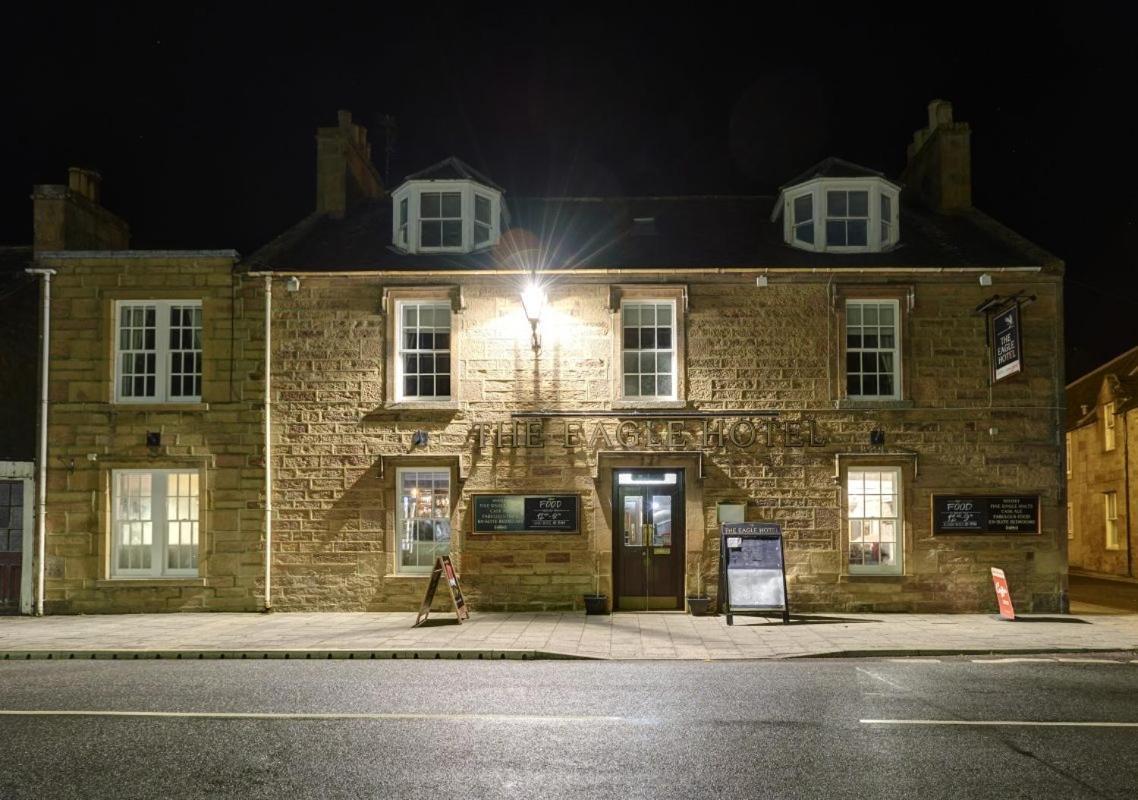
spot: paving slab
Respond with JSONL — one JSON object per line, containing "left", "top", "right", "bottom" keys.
{"left": 1, "top": 611, "right": 1137, "bottom": 660}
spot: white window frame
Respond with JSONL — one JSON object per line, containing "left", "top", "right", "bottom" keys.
{"left": 781, "top": 178, "right": 900, "bottom": 253}
{"left": 111, "top": 468, "right": 200, "bottom": 579}
{"left": 397, "top": 197, "right": 409, "bottom": 247}
{"left": 1105, "top": 491, "right": 1120, "bottom": 550}
{"left": 845, "top": 299, "right": 901, "bottom": 400}
{"left": 619, "top": 299, "right": 678, "bottom": 401}
{"left": 846, "top": 466, "right": 903, "bottom": 575}
{"left": 394, "top": 467, "right": 452, "bottom": 575}
{"left": 390, "top": 180, "right": 503, "bottom": 254}
{"left": 114, "top": 299, "right": 203, "bottom": 404}
{"left": 1067, "top": 501, "right": 1074, "bottom": 541}
{"left": 1065, "top": 431, "right": 1073, "bottom": 478}
{"left": 1104, "top": 403, "right": 1116, "bottom": 451}
{"left": 394, "top": 300, "right": 453, "bottom": 402}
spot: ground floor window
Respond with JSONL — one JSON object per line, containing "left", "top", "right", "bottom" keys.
{"left": 846, "top": 467, "right": 902, "bottom": 574}
{"left": 1105, "top": 492, "right": 1120, "bottom": 550}
{"left": 396, "top": 468, "right": 451, "bottom": 573}
{"left": 112, "top": 470, "right": 200, "bottom": 577}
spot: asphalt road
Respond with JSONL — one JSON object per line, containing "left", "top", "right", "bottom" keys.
{"left": 1069, "top": 573, "right": 1138, "bottom": 613}
{"left": 1, "top": 657, "right": 1136, "bottom": 799}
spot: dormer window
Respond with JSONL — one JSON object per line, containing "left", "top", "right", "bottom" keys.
{"left": 390, "top": 157, "right": 505, "bottom": 255}
{"left": 773, "top": 158, "right": 900, "bottom": 254}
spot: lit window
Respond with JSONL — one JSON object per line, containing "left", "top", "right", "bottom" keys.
{"left": 621, "top": 301, "right": 675, "bottom": 399}
{"left": 112, "top": 469, "right": 199, "bottom": 578}
{"left": 419, "top": 192, "right": 462, "bottom": 249}
{"left": 1104, "top": 403, "right": 1116, "bottom": 451}
{"left": 826, "top": 190, "right": 869, "bottom": 247}
{"left": 396, "top": 468, "right": 451, "bottom": 573}
{"left": 1067, "top": 502, "right": 1074, "bottom": 541}
{"left": 847, "top": 467, "right": 902, "bottom": 574}
{"left": 1105, "top": 492, "right": 1120, "bottom": 549}
{"left": 845, "top": 300, "right": 900, "bottom": 399}
{"left": 396, "top": 302, "right": 451, "bottom": 400}
{"left": 115, "top": 300, "right": 202, "bottom": 403}
{"left": 1065, "top": 432, "right": 1073, "bottom": 477}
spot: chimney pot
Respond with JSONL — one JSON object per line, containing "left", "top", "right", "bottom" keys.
{"left": 67, "top": 167, "right": 102, "bottom": 203}
{"left": 928, "top": 99, "right": 954, "bottom": 132}
{"left": 338, "top": 109, "right": 353, "bottom": 128}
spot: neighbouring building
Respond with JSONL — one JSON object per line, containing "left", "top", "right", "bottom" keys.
{"left": 27, "top": 101, "right": 1068, "bottom": 615}
{"left": 1066, "top": 347, "right": 1137, "bottom": 578}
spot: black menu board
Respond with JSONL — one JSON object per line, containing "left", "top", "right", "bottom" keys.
{"left": 471, "top": 494, "right": 580, "bottom": 534}
{"left": 932, "top": 495, "right": 1040, "bottom": 534}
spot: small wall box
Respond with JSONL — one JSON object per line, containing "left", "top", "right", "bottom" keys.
{"left": 717, "top": 502, "right": 745, "bottom": 524}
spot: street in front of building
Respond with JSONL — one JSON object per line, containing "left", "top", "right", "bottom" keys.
{"left": 1, "top": 658, "right": 1136, "bottom": 799}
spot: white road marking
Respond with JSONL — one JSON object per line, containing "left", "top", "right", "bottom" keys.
{"left": 0, "top": 709, "right": 626, "bottom": 723}
{"left": 971, "top": 658, "right": 1054, "bottom": 663}
{"left": 887, "top": 659, "right": 941, "bottom": 663}
{"left": 861, "top": 719, "right": 1138, "bottom": 728}
{"left": 1055, "top": 658, "right": 1122, "bottom": 664}
{"left": 855, "top": 667, "right": 907, "bottom": 690}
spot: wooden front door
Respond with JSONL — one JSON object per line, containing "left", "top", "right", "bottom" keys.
{"left": 0, "top": 480, "right": 25, "bottom": 610}
{"left": 614, "top": 469, "right": 684, "bottom": 611}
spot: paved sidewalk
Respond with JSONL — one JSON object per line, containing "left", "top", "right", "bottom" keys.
{"left": 2, "top": 611, "right": 1138, "bottom": 660}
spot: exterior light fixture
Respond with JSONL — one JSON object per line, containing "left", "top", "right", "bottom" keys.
{"left": 978, "top": 273, "right": 992, "bottom": 287}
{"left": 521, "top": 282, "right": 547, "bottom": 352}
{"left": 286, "top": 276, "right": 301, "bottom": 292}
{"left": 755, "top": 275, "right": 769, "bottom": 288}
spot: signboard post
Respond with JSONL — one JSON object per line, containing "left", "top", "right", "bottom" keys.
{"left": 932, "top": 495, "right": 1040, "bottom": 535}
{"left": 990, "top": 567, "right": 1016, "bottom": 620}
{"left": 471, "top": 494, "right": 580, "bottom": 534}
{"left": 991, "top": 302, "right": 1023, "bottom": 383}
{"left": 414, "top": 555, "right": 469, "bottom": 626}
{"left": 719, "top": 522, "right": 790, "bottom": 625}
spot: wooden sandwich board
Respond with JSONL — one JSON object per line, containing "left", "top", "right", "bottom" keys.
{"left": 415, "top": 555, "right": 469, "bottom": 626}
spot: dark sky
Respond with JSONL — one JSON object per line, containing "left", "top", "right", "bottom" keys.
{"left": 3, "top": 4, "right": 1135, "bottom": 380}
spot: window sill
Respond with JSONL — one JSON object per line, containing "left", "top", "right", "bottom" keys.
{"left": 384, "top": 572, "right": 435, "bottom": 580}
{"left": 96, "top": 578, "right": 206, "bottom": 588}
{"left": 386, "top": 401, "right": 462, "bottom": 412}
{"left": 110, "top": 402, "right": 211, "bottom": 412}
{"left": 611, "top": 399, "right": 688, "bottom": 411}
{"left": 835, "top": 398, "right": 913, "bottom": 411}
{"left": 840, "top": 573, "right": 905, "bottom": 583}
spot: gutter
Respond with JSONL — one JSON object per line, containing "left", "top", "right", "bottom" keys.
{"left": 245, "top": 266, "right": 1047, "bottom": 278}
{"left": 25, "top": 268, "right": 56, "bottom": 616}
{"left": 263, "top": 276, "right": 273, "bottom": 611}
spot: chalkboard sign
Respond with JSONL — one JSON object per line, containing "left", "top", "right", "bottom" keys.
{"left": 720, "top": 522, "right": 790, "bottom": 624}
{"left": 932, "top": 495, "right": 1040, "bottom": 535}
{"left": 991, "top": 302, "right": 1023, "bottom": 382}
{"left": 414, "top": 555, "right": 469, "bottom": 626}
{"left": 471, "top": 494, "right": 580, "bottom": 534}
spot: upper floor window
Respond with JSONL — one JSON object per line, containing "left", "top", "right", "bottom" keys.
{"left": 1104, "top": 402, "right": 1117, "bottom": 451}
{"left": 1065, "top": 431, "right": 1073, "bottom": 477}
{"left": 115, "top": 300, "right": 202, "bottom": 404}
{"left": 621, "top": 301, "right": 676, "bottom": 400}
{"left": 1105, "top": 491, "right": 1120, "bottom": 550}
{"left": 774, "top": 168, "right": 900, "bottom": 253}
{"left": 390, "top": 159, "right": 504, "bottom": 254}
{"left": 396, "top": 301, "right": 452, "bottom": 401}
{"left": 845, "top": 300, "right": 900, "bottom": 400}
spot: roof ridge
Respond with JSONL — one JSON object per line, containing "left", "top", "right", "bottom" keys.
{"left": 1067, "top": 343, "right": 1138, "bottom": 388}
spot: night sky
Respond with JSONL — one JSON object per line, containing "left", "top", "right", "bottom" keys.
{"left": 3, "top": 5, "right": 1135, "bottom": 380}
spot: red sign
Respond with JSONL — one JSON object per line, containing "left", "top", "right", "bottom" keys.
{"left": 991, "top": 567, "right": 1015, "bottom": 620}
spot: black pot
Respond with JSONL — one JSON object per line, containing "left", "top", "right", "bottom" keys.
{"left": 583, "top": 594, "right": 609, "bottom": 615}
{"left": 686, "top": 597, "right": 711, "bottom": 616}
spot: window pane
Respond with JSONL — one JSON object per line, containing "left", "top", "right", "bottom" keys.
{"left": 440, "top": 192, "right": 461, "bottom": 218}
{"left": 657, "top": 327, "right": 672, "bottom": 349}
{"left": 849, "top": 191, "right": 868, "bottom": 216}
{"left": 475, "top": 195, "right": 491, "bottom": 225}
{"left": 793, "top": 194, "right": 812, "bottom": 223}
{"left": 442, "top": 220, "right": 462, "bottom": 247}
{"left": 795, "top": 222, "right": 814, "bottom": 244}
{"left": 847, "top": 220, "right": 868, "bottom": 247}
{"left": 827, "top": 191, "right": 847, "bottom": 216}
{"left": 421, "top": 193, "right": 440, "bottom": 217}
{"left": 826, "top": 220, "right": 846, "bottom": 246}
{"left": 420, "top": 221, "right": 441, "bottom": 247}
{"left": 880, "top": 193, "right": 892, "bottom": 222}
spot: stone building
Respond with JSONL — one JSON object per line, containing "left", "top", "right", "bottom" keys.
{"left": 1066, "top": 347, "right": 1137, "bottom": 578}
{"left": 26, "top": 101, "right": 1068, "bottom": 615}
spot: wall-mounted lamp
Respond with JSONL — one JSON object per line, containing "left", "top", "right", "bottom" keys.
{"left": 521, "top": 281, "right": 547, "bottom": 352}
{"left": 978, "top": 273, "right": 992, "bottom": 287}
{"left": 755, "top": 275, "right": 769, "bottom": 288}
{"left": 286, "top": 276, "right": 301, "bottom": 293}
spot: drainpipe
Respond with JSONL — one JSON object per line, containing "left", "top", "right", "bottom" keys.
{"left": 26, "top": 268, "right": 55, "bottom": 616}
{"left": 263, "top": 276, "right": 273, "bottom": 611}
{"left": 1125, "top": 412, "right": 1133, "bottom": 578}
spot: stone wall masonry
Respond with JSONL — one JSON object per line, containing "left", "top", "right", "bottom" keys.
{"left": 38, "top": 257, "right": 266, "bottom": 612}
{"left": 1068, "top": 405, "right": 1134, "bottom": 577}
{"left": 269, "top": 271, "right": 1065, "bottom": 614}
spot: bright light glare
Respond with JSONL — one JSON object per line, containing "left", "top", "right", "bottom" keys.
{"left": 521, "top": 283, "right": 547, "bottom": 322}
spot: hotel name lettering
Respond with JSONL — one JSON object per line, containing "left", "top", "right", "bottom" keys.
{"left": 473, "top": 418, "right": 827, "bottom": 452}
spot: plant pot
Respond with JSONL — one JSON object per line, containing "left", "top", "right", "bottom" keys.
{"left": 686, "top": 596, "right": 711, "bottom": 616}
{"left": 583, "top": 594, "right": 609, "bottom": 615}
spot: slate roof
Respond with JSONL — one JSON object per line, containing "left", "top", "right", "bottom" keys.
{"left": 401, "top": 157, "right": 505, "bottom": 192}
{"left": 1066, "top": 345, "right": 1138, "bottom": 430}
{"left": 780, "top": 157, "right": 890, "bottom": 189}
{"left": 246, "top": 194, "right": 1059, "bottom": 273}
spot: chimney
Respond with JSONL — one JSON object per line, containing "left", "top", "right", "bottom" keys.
{"left": 315, "top": 110, "right": 383, "bottom": 218}
{"left": 32, "top": 168, "right": 130, "bottom": 252}
{"left": 900, "top": 99, "right": 972, "bottom": 213}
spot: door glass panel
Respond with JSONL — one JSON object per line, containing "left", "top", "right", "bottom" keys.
{"left": 623, "top": 496, "right": 644, "bottom": 546}
{"left": 651, "top": 495, "right": 672, "bottom": 547}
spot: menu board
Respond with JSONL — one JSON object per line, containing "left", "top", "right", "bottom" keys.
{"left": 721, "top": 522, "right": 789, "bottom": 623}
{"left": 471, "top": 494, "right": 580, "bottom": 534}
{"left": 932, "top": 495, "right": 1040, "bottom": 534}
